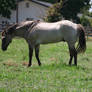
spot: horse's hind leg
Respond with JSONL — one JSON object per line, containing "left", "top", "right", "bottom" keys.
{"left": 35, "top": 45, "right": 41, "bottom": 66}
{"left": 68, "top": 43, "right": 77, "bottom": 66}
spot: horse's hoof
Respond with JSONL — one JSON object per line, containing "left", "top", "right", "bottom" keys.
{"left": 27, "top": 64, "right": 32, "bottom": 67}
{"left": 39, "top": 63, "right": 41, "bottom": 66}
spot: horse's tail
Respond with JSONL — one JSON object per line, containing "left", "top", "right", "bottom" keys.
{"left": 76, "top": 24, "right": 86, "bottom": 53}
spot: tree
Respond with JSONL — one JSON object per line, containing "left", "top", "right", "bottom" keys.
{"left": 45, "top": 0, "right": 91, "bottom": 23}
{"left": 0, "top": 0, "right": 16, "bottom": 18}
{"left": 87, "top": 12, "right": 92, "bottom": 17}
{"left": 45, "top": 3, "right": 62, "bottom": 22}
{"left": 80, "top": 15, "right": 91, "bottom": 26}
{"left": 61, "top": 0, "right": 90, "bottom": 22}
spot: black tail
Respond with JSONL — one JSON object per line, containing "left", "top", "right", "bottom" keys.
{"left": 76, "top": 24, "right": 86, "bottom": 53}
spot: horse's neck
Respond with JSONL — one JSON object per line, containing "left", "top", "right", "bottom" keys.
{"left": 14, "top": 29, "right": 28, "bottom": 39}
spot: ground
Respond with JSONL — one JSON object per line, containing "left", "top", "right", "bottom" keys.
{"left": 0, "top": 38, "right": 92, "bottom": 92}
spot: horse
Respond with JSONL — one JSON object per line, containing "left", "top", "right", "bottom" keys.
{"left": 1, "top": 20, "right": 86, "bottom": 67}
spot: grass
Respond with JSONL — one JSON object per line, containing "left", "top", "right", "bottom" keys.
{"left": 0, "top": 38, "right": 92, "bottom": 92}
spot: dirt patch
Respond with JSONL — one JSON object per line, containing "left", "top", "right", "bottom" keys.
{"left": 22, "top": 61, "right": 28, "bottom": 66}
{"left": 3, "top": 61, "right": 18, "bottom": 67}
{"left": 3, "top": 60, "right": 29, "bottom": 67}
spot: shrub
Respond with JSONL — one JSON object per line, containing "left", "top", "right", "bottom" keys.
{"left": 80, "top": 15, "right": 91, "bottom": 26}
{"left": 45, "top": 3, "right": 63, "bottom": 22}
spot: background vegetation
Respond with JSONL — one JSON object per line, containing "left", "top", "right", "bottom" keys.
{"left": 80, "top": 15, "right": 91, "bottom": 26}
{"left": 0, "top": 0, "right": 16, "bottom": 18}
{"left": 0, "top": 0, "right": 92, "bottom": 26}
{"left": 45, "top": 0, "right": 91, "bottom": 24}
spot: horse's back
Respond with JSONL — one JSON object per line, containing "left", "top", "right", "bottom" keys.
{"left": 28, "top": 22, "right": 62, "bottom": 44}
{"left": 28, "top": 20, "right": 78, "bottom": 44}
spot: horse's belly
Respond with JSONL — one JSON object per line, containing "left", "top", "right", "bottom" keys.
{"left": 38, "top": 34, "right": 63, "bottom": 44}
{"left": 41, "top": 40, "right": 61, "bottom": 44}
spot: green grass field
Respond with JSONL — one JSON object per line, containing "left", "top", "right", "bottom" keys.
{"left": 0, "top": 39, "right": 92, "bottom": 92}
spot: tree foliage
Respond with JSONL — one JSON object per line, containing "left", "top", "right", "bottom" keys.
{"left": 61, "top": 0, "right": 90, "bottom": 19}
{"left": 87, "top": 12, "right": 92, "bottom": 17}
{"left": 45, "top": 0, "right": 91, "bottom": 23}
{"left": 80, "top": 15, "right": 91, "bottom": 26}
{"left": 0, "top": 0, "right": 16, "bottom": 18}
{"left": 45, "top": 3, "right": 62, "bottom": 22}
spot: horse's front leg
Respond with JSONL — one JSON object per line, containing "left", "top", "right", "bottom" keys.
{"left": 69, "top": 48, "right": 73, "bottom": 66}
{"left": 35, "top": 45, "right": 41, "bottom": 66}
{"left": 28, "top": 44, "right": 33, "bottom": 67}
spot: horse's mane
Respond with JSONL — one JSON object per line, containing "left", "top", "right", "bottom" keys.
{"left": 2, "top": 20, "right": 40, "bottom": 36}
{"left": 16, "top": 20, "right": 40, "bottom": 31}
{"left": 2, "top": 23, "right": 18, "bottom": 36}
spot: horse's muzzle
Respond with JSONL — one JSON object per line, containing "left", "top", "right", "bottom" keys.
{"left": 1, "top": 46, "right": 7, "bottom": 51}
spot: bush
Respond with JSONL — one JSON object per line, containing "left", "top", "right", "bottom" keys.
{"left": 45, "top": 3, "right": 63, "bottom": 22}
{"left": 80, "top": 15, "right": 91, "bottom": 26}
{"left": 44, "top": 0, "right": 90, "bottom": 23}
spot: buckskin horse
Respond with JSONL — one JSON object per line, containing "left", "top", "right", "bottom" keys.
{"left": 1, "top": 20, "right": 86, "bottom": 67}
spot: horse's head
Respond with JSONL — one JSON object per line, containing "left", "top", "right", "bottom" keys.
{"left": 1, "top": 24, "right": 17, "bottom": 51}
